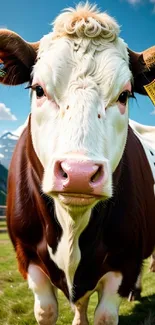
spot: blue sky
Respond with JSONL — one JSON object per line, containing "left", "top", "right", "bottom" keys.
{"left": 0, "top": 0, "right": 155, "bottom": 135}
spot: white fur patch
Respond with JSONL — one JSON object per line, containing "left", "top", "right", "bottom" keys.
{"left": 30, "top": 6, "right": 132, "bottom": 299}
{"left": 30, "top": 5, "right": 132, "bottom": 300}
{"left": 30, "top": 4, "right": 132, "bottom": 202}
{"left": 52, "top": 3, "right": 120, "bottom": 41}
{"left": 47, "top": 201, "right": 91, "bottom": 296}
{"left": 94, "top": 272, "right": 122, "bottom": 325}
{"left": 28, "top": 264, "right": 58, "bottom": 325}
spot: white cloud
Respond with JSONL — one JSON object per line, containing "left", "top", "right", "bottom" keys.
{"left": 0, "top": 103, "right": 17, "bottom": 121}
{"left": 13, "top": 117, "right": 29, "bottom": 136}
{"left": 125, "top": 0, "right": 155, "bottom": 10}
{"left": 0, "top": 116, "right": 28, "bottom": 137}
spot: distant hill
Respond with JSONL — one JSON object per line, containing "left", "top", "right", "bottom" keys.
{"left": 0, "top": 163, "right": 8, "bottom": 205}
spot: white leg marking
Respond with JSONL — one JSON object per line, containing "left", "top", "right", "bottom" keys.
{"left": 94, "top": 272, "right": 122, "bottom": 325}
{"left": 28, "top": 264, "right": 58, "bottom": 325}
{"left": 72, "top": 296, "right": 89, "bottom": 325}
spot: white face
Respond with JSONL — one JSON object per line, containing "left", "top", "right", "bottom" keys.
{"left": 30, "top": 34, "right": 132, "bottom": 209}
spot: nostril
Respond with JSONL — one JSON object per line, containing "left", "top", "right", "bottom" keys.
{"left": 59, "top": 163, "right": 68, "bottom": 179}
{"left": 90, "top": 165, "right": 103, "bottom": 183}
{"left": 62, "top": 170, "right": 68, "bottom": 178}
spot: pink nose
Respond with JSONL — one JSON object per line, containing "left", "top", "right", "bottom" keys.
{"left": 53, "top": 160, "right": 106, "bottom": 195}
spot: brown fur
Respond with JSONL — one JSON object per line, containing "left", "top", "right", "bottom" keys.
{"left": 6, "top": 119, "right": 155, "bottom": 302}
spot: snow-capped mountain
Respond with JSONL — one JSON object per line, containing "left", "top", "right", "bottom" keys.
{"left": 0, "top": 118, "right": 28, "bottom": 169}
{"left": 0, "top": 132, "right": 19, "bottom": 169}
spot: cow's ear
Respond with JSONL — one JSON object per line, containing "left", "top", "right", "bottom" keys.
{"left": 128, "top": 46, "right": 155, "bottom": 96}
{"left": 0, "top": 29, "right": 39, "bottom": 85}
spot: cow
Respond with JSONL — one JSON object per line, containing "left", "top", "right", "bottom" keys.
{"left": 1, "top": 3, "right": 155, "bottom": 325}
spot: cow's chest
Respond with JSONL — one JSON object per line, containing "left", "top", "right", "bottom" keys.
{"left": 47, "top": 230, "right": 81, "bottom": 295}
{"left": 47, "top": 205, "right": 91, "bottom": 296}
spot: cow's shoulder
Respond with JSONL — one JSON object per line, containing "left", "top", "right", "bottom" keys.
{"left": 7, "top": 125, "right": 43, "bottom": 242}
{"left": 129, "top": 119, "right": 155, "bottom": 183}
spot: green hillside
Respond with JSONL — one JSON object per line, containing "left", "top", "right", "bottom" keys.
{"left": 0, "top": 163, "right": 8, "bottom": 205}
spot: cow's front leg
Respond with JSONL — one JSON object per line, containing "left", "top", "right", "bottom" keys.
{"left": 94, "top": 272, "right": 122, "bottom": 325}
{"left": 28, "top": 264, "right": 58, "bottom": 325}
{"left": 72, "top": 296, "right": 89, "bottom": 325}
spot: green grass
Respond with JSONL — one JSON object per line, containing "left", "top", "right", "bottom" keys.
{"left": 0, "top": 233, "right": 155, "bottom": 325}
{"left": 0, "top": 221, "right": 7, "bottom": 228}
{"left": 0, "top": 232, "right": 8, "bottom": 240}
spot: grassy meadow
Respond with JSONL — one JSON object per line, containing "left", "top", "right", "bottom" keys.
{"left": 0, "top": 233, "right": 155, "bottom": 325}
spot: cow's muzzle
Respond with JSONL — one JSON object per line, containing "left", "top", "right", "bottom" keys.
{"left": 49, "top": 159, "right": 108, "bottom": 202}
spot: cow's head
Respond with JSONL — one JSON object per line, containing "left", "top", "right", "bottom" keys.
{"left": 1, "top": 3, "right": 155, "bottom": 213}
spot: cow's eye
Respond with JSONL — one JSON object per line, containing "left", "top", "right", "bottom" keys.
{"left": 118, "top": 91, "right": 130, "bottom": 105}
{"left": 35, "top": 85, "right": 45, "bottom": 98}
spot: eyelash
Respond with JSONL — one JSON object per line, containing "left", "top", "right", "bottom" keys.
{"left": 25, "top": 84, "right": 45, "bottom": 98}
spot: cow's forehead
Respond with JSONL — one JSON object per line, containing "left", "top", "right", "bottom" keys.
{"left": 34, "top": 35, "right": 131, "bottom": 105}
{"left": 33, "top": 4, "right": 132, "bottom": 103}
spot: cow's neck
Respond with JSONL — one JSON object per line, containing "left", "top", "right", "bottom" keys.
{"left": 47, "top": 200, "right": 91, "bottom": 295}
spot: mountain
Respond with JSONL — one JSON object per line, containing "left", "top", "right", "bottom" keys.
{"left": 0, "top": 118, "right": 28, "bottom": 169}
{"left": 0, "top": 120, "right": 28, "bottom": 204}
{"left": 0, "top": 163, "right": 8, "bottom": 205}
{"left": 0, "top": 132, "right": 19, "bottom": 169}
